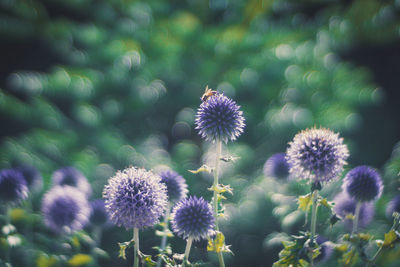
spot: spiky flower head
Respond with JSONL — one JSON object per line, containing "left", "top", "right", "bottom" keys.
{"left": 286, "top": 127, "right": 349, "bottom": 183}
{"left": 333, "top": 192, "right": 374, "bottom": 230}
{"left": 52, "top": 167, "right": 92, "bottom": 197}
{"left": 17, "top": 165, "right": 42, "bottom": 191}
{"left": 159, "top": 170, "right": 188, "bottom": 204}
{"left": 89, "top": 199, "right": 109, "bottom": 226}
{"left": 315, "top": 236, "right": 333, "bottom": 263}
{"left": 386, "top": 195, "right": 400, "bottom": 218}
{"left": 171, "top": 196, "right": 215, "bottom": 241}
{"left": 42, "top": 186, "right": 90, "bottom": 233}
{"left": 263, "top": 153, "right": 290, "bottom": 179}
{"left": 343, "top": 166, "right": 383, "bottom": 202}
{"left": 195, "top": 92, "right": 245, "bottom": 143}
{"left": 103, "top": 167, "right": 167, "bottom": 229}
{"left": 0, "top": 169, "right": 28, "bottom": 203}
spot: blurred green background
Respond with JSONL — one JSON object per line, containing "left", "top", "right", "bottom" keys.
{"left": 1, "top": 0, "right": 400, "bottom": 266}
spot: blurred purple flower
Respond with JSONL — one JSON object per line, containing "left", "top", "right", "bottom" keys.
{"left": 315, "top": 236, "right": 333, "bottom": 263}
{"left": 159, "top": 170, "right": 188, "bottom": 204}
{"left": 0, "top": 169, "right": 28, "bottom": 203}
{"left": 343, "top": 166, "right": 383, "bottom": 202}
{"left": 195, "top": 93, "right": 245, "bottom": 143}
{"left": 263, "top": 153, "right": 290, "bottom": 179}
{"left": 52, "top": 167, "right": 92, "bottom": 197}
{"left": 42, "top": 186, "right": 90, "bottom": 233}
{"left": 386, "top": 195, "right": 400, "bottom": 218}
{"left": 89, "top": 199, "right": 109, "bottom": 226}
{"left": 171, "top": 196, "right": 215, "bottom": 241}
{"left": 17, "top": 165, "right": 42, "bottom": 191}
{"left": 286, "top": 127, "right": 349, "bottom": 183}
{"left": 103, "top": 167, "right": 167, "bottom": 229}
{"left": 333, "top": 192, "right": 374, "bottom": 230}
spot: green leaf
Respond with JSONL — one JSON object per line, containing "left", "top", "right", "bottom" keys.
{"left": 383, "top": 230, "right": 397, "bottom": 248}
{"left": 188, "top": 165, "right": 213, "bottom": 174}
{"left": 155, "top": 229, "right": 173, "bottom": 238}
{"left": 298, "top": 193, "right": 312, "bottom": 212}
{"left": 36, "top": 253, "right": 58, "bottom": 267}
{"left": 118, "top": 240, "right": 134, "bottom": 260}
{"left": 339, "top": 248, "right": 358, "bottom": 266}
{"left": 207, "top": 231, "right": 233, "bottom": 254}
{"left": 67, "top": 254, "right": 92, "bottom": 267}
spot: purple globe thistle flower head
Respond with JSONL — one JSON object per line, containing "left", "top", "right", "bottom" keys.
{"left": 42, "top": 186, "right": 90, "bottom": 233}
{"left": 159, "top": 170, "right": 188, "bottom": 204}
{"left": 195, "top": 92, "right": 245, "bottom": 143}
{"left": 286, "top": 127, "right": 349, "bottom": 183}
{"left": 89, "top": 199, "right": 109, "bottom": 226}
{"left": 171, "top": 196, "right": 215, "bottom": 241}
{"left": 17, "top": 165, "right": 43, "bottom": 191}
{"left": 386, "top": 195, "right": 400, "bottom": 218}
{"left": 52, "top": 167, "right": 92, "bottom": 197}
{"left": 333, "top": 192, "right": 374, "bottom": 230}
{"left": 343, "top": 166, "right": 383, "bottom": 202}
{"left": 103, "top": 167, "right": 168, "bottom": 229}
{"left": 263, "top": 153, "right": 290, "bottom": 179}
{"left": 315, "top": 236, "right": 333, "bottom": 263}
{"left": 0, "top": 169, "right": 28, "bottom": 203}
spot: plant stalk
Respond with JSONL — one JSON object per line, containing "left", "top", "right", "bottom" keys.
{"left": 156, "top": 202, "right": 171, "bottom": 267}
{"left": 133, "top": 228, "right": 139, "bottom": 267}
{"left": 352, "top": 202, "right": 362, "bottom": 236}
{"left": 182, "top": 237, "right": 193, "bottom": 267}
{"left": 310, "top": 190, "right": 319, "bottom": 267}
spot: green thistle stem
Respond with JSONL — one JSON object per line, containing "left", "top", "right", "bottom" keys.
{"left": 352, "top": 202, "right": 362, "bottom": 236}
{"left": 212, "top": 139, "right": 225, "bottom": 267}
{"left": 310, "top": 190, "right": 319, "bottom": 267}
{"left": 133, "top": 228, "right": 139, "bottom": 267}
{"left": 182, "top": 236, "right": 193, "bottom": 267}
{"left": 156, "top": 202, "right": 171, "bottom": 267}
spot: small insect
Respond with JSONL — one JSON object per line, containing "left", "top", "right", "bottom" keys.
{"left": 201, "top": 86, "right": 217, "bottom": 102}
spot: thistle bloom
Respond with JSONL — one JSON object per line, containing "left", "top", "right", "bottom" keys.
{"left": 159, "top": 170, "right": 188, "bottom": 204}
{"left": 103, "top": 167, "right": 167, "bottom": 229}
{"left": 286, "top": 127, "right": 349, "bottom": 183}
{"left": 315, "top": 236, "right": 333, "bottom": 263}
{"left": 195, "top": 93, "right": 245, "bottom": 143}
{"left": 333, "top": 192, "right": 374, "bottom": 229}
{"left": 171, "top": 196, "right": 215, "bottom": 241}
{"left": 52, "top": 167, "right": 92, "bottom": 197}
{"left": 386, "top": 195, "right": 400, "bottom": 218}
{"left": 343, "top": 166, "right": 383, "bottom": 202}
{"left": 17, "top": 165, "right": 42, "bottom": 191}
{"left": 42, "top": 186, "right": 90, "bottom": 233}
{"left": 263, "top": 153, "right": 290, "bottom": 179}
{"left": 0, "top": 169, "right": 28, "bottom": 203}
{"left": 89, "top": 199, "right": 109, "bottom": 226}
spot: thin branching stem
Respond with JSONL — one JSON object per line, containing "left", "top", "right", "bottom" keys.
{"left": 157, "top": 202, "right": 171, "bottom": 267}
{"left": 133, "top": 228, "right": 139, "bottom": 267}
{"left": 310, "top": 190, "right": 319, "bottom": 267}
{"left": 352, "top": 202, "right": 362, "bottom": 236}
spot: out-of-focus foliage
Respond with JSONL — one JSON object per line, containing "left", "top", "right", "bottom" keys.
{"left": 1, "top": 0, "right": 400, "bottom": 266}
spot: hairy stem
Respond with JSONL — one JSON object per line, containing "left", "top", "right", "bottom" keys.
{"left": 156, "top": 202, "right": 171, "bottom": 267}
{"left": 310, "top": 190, "right": 319, "bottom": 267}
{"left": 212, "top": 140, "right": 225, "bottom": 267}
{"left": 352, "top": 202, "right": 362, "bottom": 236}
{"left": 182, "top": 237, "right": 193, "bottom": 267}
{"left": 133, "top": 228, "right": 139, "bottom": 267}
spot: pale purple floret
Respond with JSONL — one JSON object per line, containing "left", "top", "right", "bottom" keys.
{"left": 386, "top": 195, "right": 400, "bottom": 218}
{"left": 0, "top": 169, "right": 28, "bottom": 203}
{"left": 159, "top": 170, "right": 188, "bottom": 204}
{"left": 42, "top": 186, "right": 90, "bottom": 233}
{"left": 103, "top": 167, "right": 168, "bottom": 229}
{"left": 52, "top": 167, "right": 92, "bottom": 197}
{"left": 333, "top": 192, "right": 374, "bottom": 230}
{"left": 343, "top": 166, "right": 383, "bottom": 202}
{"left": 195, "top": 93, "right": 245, "bottom": 143}
{"left": 286, "top": 128, "right": 349, "bottom": 183}
{"left": 263, "top": 153, "right": 290, "bottom": 179}
{"left": 171, "top": 196, "right": 215, "bottom": 241}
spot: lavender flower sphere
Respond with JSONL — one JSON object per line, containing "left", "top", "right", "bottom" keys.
{"left": 386, "top": 195, "right": 400, "bottom": 218}
{"left": 315, "top": 236, "right": 333, "bottom": 263}
{"left": 89, "top": 199, "right": 109, "bottom": 226}
{"left": 286, "top": 128, "right": 349, "bottom": 183}
{"left": 17, "top": 165, "right": 42, "bottom": 191}
{"left": 159, "top": 170, "right": 188, "bottom": 204}
{"left": 263, "top": 153, "right": 290, "bottom": 179}
{"left": 103, "top": 167, "right": 167, "bottom": 229}
{"left": 52, "top": 167, "right": 92, "bottom": 197}
{"left": 171, "top": 196, "right": 215, "bottom": 241}
{"left": 42, "top": 186, "right": 90, "bottom": 233}
{"left": 195, "top": 93, "right": 245, "bottom": 143}
{"left": 343, "top": 166, "right": 383, "bottom": 202}
{"left": 0, "top": 169, "right": 28, "bottom": 203}
{"left": 333, "top": 192, "right": 374, "bottom": 229}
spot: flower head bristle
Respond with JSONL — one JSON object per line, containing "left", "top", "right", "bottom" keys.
{"left": 343, "top": 166, "right": 383, "bottom": 202}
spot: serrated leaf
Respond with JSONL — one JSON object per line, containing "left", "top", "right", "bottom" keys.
{"left": 318, "top": 198, "right": 331, "bottom": 209}
{"left": 298, "top": 193, "right": 312, "bottom": 212}
{"left": 383, "top": 230, "right": 397, "bottom": 248}
{"left": 155, "top": 229, "right": 173, "bottom": 238}
{"left": 118, "top": 240, "right": 134, "bottom": 260}
{"left": 220, "top": 155, "right": 240, "bottom": 162}
{"left": 208, "top": 184, "right": 233, "bottom": 195}
{"left": 188, "top": 165, "right": 213, "bottom": 174}
{"left": 339, "top": 248, "right": 358, "bottom": 266}
{"left": 359, "top": 233, "right": 372, "bottom": 241}
{"left": 207, "top": 232, "right": 233, "bottom": 254}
